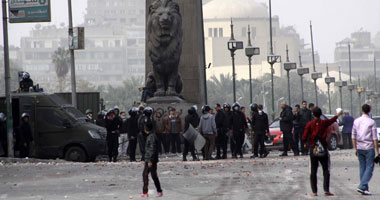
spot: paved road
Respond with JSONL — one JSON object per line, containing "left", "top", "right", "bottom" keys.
{"left": 1, "top": 150, "right": 379, "bottom": 200}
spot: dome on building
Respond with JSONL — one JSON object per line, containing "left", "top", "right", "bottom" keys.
{"left": 203, "top": 0, "right": 268, "bottom": 19}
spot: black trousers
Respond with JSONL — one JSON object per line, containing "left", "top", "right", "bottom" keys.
{"left": 293, "top": 127, "right": 305, "bottom": 153}
{"left": 183, "top": 139, "right": 196, "bottom": 159}
{"left": 253, "top": 133, "right": 267, "bottom": 156}
{"left": 283, "top": 130, "right": 297, "bottom": 154}
{"left": 233, "top": 131, "right": 244, "bottom": 157}
{"left": 169, "top": 133, "right": 181, "bottom": 153}
{"left": 107, "top": 134, "right": 119, "bottom": 161}
{"left": 138, "top": 134, "right": 147, "bottom": 161}
{"left": 19, "top": 142, "right": 30, "bottom": 158}
{"left": 128, "top": 137, "right": 137, "bottom": 161}
{"left": 142, "top": 162, "right": 162, "bottom": 194}
{"left": 216, "top": 131, "right": 228, "bottom": 158}
{"left": 342, "top": 132, "right": 353, "bottom": 149}
{"left": 230, "top": 134, "right": 236, "bottom": 156}
{"left": 310, "top": 149, "right": 330, "bottom": 193}
{"left": 158, "top": 133, "right": 170, "bottom": 154}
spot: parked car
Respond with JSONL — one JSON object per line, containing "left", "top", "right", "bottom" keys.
{"left": 371, "top": 116, "right": 380, "bottom": 142}
{"left": 266, "top": 115, "right": 341, "bottom": 151}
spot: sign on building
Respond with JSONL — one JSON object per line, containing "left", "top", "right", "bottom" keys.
{"left": 69, "top": 27, "right": 85, "bottom": 50}
{"left": 9, "top": 0, "right": 51, "bottom": 23}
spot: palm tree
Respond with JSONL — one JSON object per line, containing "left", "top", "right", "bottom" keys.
{"left": 52, "top": 48, "right": 70, "bottom": 92}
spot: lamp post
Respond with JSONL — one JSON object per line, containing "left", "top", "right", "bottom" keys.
{"left": 324, "top": 64, "right": 335, "bottom": 114}
{"left": 228, "top": 19, "right": 243, "bottom": 103}
{"left": 374, "top": 53, "right": 378, "bottom": 115}
{"left": 347, "top": 43, "right": 357, "bottom": 115}
{"left": 357, "top": 76, "right": 365, "bottom": 114}
{"left": 68, "top": 0, "right": 78, "bottom": 108}
{"left": 310, "top": 21, "right": 321, "bottom": 106}
{"left": 335, "top": 67, "right": 347, "bottom": 109}
{"left": 245, "top": 25, "right": 260, "bottom": 104}
{"left": 267, "top": 0, "right": 281, "bottom": 120}
{"left": 284, "top": 45, "right": 297, "bottom": 106}
{"left": 297, "top": 52, "right": 309, "bottom": 102}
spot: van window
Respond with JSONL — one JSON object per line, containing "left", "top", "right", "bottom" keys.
{"left": 37, "top": 108, "right": 66, "bottom": 127}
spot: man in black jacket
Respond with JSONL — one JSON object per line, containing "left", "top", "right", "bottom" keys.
{"left": 105, "top": 109, "right": 120, "bottom": 162}
{"left": 299, "top": 101, "right": 313, "bottom": 155}
{"left": 223, "top": 103, "right": 234, "bottom": 156}
{"left": 215, "top": 104, "right": 227, "bottom": 159}
{"left": 19, "top": 113, "right": 34, "bottom": 158}
{"left": 279, "top": 102, "right": 298, "bottom": 156}
{"left": 0, "top": 113, "right": 7, "bottom": 157}
{"left": 183, "top": 106, "right": 200, "bottom": 161}
{"left": 230, "top": 103, "right": 248, "bottom": 159}
{"left": 140, "top": 115, "right": 163, "bottom": 198}
{"left": 251, "top": 105, "right": 269, "bottom": 158}
{"left": 127, "top": 107, "right": 139, "bottom": 162}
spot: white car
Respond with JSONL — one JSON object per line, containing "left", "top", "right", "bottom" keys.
{"left": 371, "top": 116, "right": 380, "bottom": 141}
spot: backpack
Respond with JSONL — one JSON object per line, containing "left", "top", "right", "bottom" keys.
{"left": 312, "top": 119, "right": 327, "bottom": 157}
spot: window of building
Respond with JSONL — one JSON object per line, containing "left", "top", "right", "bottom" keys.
{"left": 208, "top": 28, "right": 212, "bottom": 37}
{"left": 219, "top": 28, "right": 223, "bottom": 37}
{"left": 103, "top": 40, "right": 109, "bottom": 48}
{"left": 214, "top": 28, "right": 218, "bottom": 38}
{"left": 115, "top": 40, "right": 121, "bottom": 47}
{"left": 251, "top": 27, "right": 257, "bottom": 38}
{"left": 127, "top": 39, "right": 136, "bottom": 46}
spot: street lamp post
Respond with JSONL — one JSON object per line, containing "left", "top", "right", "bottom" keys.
{"left": 310, "top": 21, "right": 321, "bottom": 106}
{"left": 297, "top": 53, "right": 309, "bottom": 102}
{"left": 335, "top": 67, "right": 347, "bottom": 109}
{"left": 284, "top": 45, "right": 297, "bottom": 106}
{"left": 228, "top": 19, "right": 243, "bottom": 103}
{"left": 267, "top": 0, "right": 281, "bottom": 120}
{"left": 68, "top": 0, "right": 78, "bottom": 108}
{"left": 374, "top": 53, "right": 378, "bottom": 115}
{"left": 325, "top": 64, "right": 335, "bottom": 114}
{"left": 347, "top": 43, "right": 357, "bottom": 115}
{"left": 245, "top": 25, "right": 260, "bottom": 104}
{"left": 357, "top": 76, "right": 365, "bottom": 114}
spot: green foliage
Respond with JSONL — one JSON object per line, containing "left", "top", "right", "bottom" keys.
{"left": 52, "top": 48, "right": 70, "bottom": 92}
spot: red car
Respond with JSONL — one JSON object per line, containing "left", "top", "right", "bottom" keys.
{"left": 266, "top": 115, "right": 341, "bottom": 151}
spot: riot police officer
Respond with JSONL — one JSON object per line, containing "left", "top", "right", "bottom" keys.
{"left": 229, "top": 103, "right": 248, "bottom": 158}
{"left": 85, "top": 109, "right": 95, "bottom": 124}
{"left": 19, "top": 113, "right": 34, "bottom": 158}
{"left": 105, "top": 109, "right": 120, "bottom": 162}
{"left": 215, "top": 104, "right": 227, "bottom": 159}
{"left": 223, "top": 103, "right": 234, "bottom": 157}
{"left": 127, "top": 107, "right": 139, "bottom": 162}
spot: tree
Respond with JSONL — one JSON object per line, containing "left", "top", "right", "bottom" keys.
{"left": 52, "top": 48, "right": 70, "bottom": 92}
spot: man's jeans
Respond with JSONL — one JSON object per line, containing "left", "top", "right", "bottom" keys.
{"left": 357, "top": 149, "right": 375, "bottom": 191}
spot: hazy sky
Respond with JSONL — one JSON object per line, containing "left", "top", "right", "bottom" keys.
{"left": 1, "top": 0, "right": 380, "bottom": 63}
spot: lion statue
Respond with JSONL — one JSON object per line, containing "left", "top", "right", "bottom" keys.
{"left": 147, "top": 0, "right": 183, "bottom": 97}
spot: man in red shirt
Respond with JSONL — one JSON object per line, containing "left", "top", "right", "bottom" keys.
{"left": 302, "top": 107, "right": 343, "bottom": 197}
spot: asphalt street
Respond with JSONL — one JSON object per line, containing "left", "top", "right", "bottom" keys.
{"left": 1, "top": 150, "right": 379, "bottom": 200}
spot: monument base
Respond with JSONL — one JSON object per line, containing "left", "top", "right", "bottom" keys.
{"left": 146, "top": 96, "right": 186, "bottom": 104}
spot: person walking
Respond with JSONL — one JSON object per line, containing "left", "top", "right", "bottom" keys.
{"left": 183, "top": 106, "right": 200, "bottom": 161}
{"left": 199, "top": 105, "right": 217, "bottom": 160}
{"left": 293, "top": 104, "right": 303, "bottom": 154}
{"left": 339, "top": 111, "right": 354, "bottom": 149}
{"left": 251, "top": 105, "right": 269, "bottom": 158}
{"left": 299, "top": 101, "right": 313, "bottom": 155}
{"left": 140, "top": 115, "right": 163, "bottom": 198}
{"left": 352, "top": 104, "right": 379, "bottom": 195}
{"left": 214, "top": 104, "right": 227, "bottom": 159}
{"left": 229, "top": 103, "right": 248, "bottom": 159}
{"left": 302, "top": 107, "right": 343, "bottom": 197}
{"left": 279, "top": 102, "right": 298, "bottom": 156}
{"left": 165, "top": 108, "right": 182, "bottom": 155}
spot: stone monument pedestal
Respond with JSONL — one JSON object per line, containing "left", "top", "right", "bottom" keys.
{"left": 146, "top": 96, "right": 186, "bottom": 104}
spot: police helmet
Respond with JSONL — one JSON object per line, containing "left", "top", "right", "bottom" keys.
{"left": 107, "top": 109, "right": 115, "bottom": 116}
{"left": 143, "top": 107, "right": 154, "bottom": 116}
{"left": 232, "top": 102, "right": 241, "bottom": 111}
{"left": 223, "top": 103, "right": 231, "bottom": 110}
{"left": 0, "top": 113, "right": 6, "bottom": 122}
{"left": 250, "top": 103, "right": 258, "bottom": 112}
{"left": 202, "top": 105, "right": 211, "bottom": 113}
{"left": 21, "top": 113, "right": 30, "bottom": 119}
{"left": 85, "top": 109, "right": 93, "bottom": 115}
{"left": 22, "top": 72, "right": 30, "bottom": 79}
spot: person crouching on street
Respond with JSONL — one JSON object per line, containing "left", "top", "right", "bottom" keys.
{"left": 302, "top": 107, "right": 343, "bottom": 197}
{"left": 352, "top": 104, "right": 379, "bottom": 195}
{"left": 140, "top": 108, "right": 163, "bottom": 198}
{"left": 198, "top": 105, "right": 217, "bottom": 160}
{"left": 105, "top": 109, "right": 120, "bottom": 162}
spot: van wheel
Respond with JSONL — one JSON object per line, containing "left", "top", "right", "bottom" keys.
{"left": 65, "top": 146, "right": 87, "bottom": 162}
{"left": 329, "top": 135, "right": 338, "bottom": 151}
